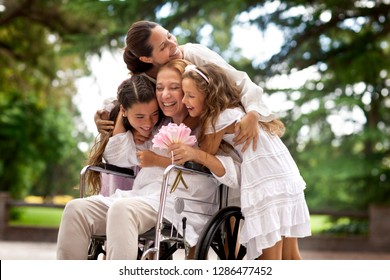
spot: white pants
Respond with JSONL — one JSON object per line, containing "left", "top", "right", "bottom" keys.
{"left": 56, "top": 197, "right": 157, "bottom": 259}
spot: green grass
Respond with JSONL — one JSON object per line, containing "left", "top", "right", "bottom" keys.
{"left": 9, "top": 206, "right": 64, "bottom": 228}
{"left": 310, "top": 215, "right": 334, "bottom": 234}
{"left": 310, "top": 214, "right": 368, "bottom": 236}
{"left": 9, "top": 207, "right": 338, "bottom": 234}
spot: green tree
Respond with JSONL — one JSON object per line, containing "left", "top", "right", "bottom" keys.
{"left": 0, "top": 0, "right": 95, "bottom": 198}
{"left": 1, "top": 0, "right": 389, "bottom": 212}
{"left": 249, "top": 0, "right": 390, "bottom": 210}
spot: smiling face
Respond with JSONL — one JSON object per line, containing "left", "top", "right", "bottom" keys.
{"left": 122, "top": 100, "right": 160, "bottom": 138}
{"left": 181, "top": 77, "right": 205, "bottom": 118}
{"left": 156, "top": 67, "right": 188, "bottom": 124}
{"left": 141, "top": 25, "right": 183, "bottom": 68}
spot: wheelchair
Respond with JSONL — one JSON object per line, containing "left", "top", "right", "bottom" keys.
{"left": 79, "top": 162, "right": 246, "bottom": 260}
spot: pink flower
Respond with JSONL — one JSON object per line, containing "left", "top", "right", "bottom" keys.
{"left": 152, "top": 123, "right": 196, "bottom": 193}
{"left": 152, "top": 123, "right": 197, "bottom": 149}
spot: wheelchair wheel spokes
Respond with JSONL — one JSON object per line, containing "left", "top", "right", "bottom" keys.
{"left": 225, "top": 214, "right": 243, "bottom": 259}
{"left": 211, "top": 229, "right": 226, "bottom": 260}
{"left": 194, "top": 206, "right": 246, "bottom": 260}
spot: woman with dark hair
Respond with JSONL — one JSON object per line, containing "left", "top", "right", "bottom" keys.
{"left": 97, "top": 20, "right": 275, "bottom": 152}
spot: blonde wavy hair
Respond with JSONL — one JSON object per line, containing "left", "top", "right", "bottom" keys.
{"left": 182, "top": 63, "right": 285, "bottom": 146}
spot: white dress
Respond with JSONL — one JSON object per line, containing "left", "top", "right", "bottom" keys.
{"left": 97, "top": 118, "right": 241, "bottom": 246}
{"left": 206, "top": 108, "right": 311, "bottom": 259}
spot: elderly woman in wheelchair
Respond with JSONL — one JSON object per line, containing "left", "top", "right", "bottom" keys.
{"left": 57, "top": 120, "right": 241, "bottom": 260}
{"left": 56, "top": 60, "right": 244, "bottom": 260}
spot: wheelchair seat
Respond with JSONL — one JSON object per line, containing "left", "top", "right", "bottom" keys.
{"left": 80, "top": 161, "right": 246, "bottom": 260}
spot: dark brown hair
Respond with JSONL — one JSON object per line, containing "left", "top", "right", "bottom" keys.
{"left": 123, "top": 20, "right": 158, "bottom": 74}
{"left": 85, "top": 74, "right": 160, "bottom": 194}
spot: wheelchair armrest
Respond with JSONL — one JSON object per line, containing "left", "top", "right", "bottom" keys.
{"left": 180, "top": 162, "right": 230, "bottom": 209}
{"left": 96, "top": 162, "right": 135, "bottom": 176}
{"left": 183, "top": 161, "right": 211, "bottom": 175}
{"left": 79, "top": 163, "right": 136, "bottom": 198}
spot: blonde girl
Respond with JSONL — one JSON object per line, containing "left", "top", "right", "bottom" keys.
{"left": 171, "top": 62, "right": 311, "bottom": 260}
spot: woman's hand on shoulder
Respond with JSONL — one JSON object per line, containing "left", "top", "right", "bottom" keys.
{"left": 233, "top": 111, "right": 259, "bottom": 152}
{"left": 95, "top": 109, "right": 114, "bottom": 134}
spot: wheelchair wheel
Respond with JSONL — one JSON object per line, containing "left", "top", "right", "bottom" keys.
{"left": 194, "top": 206, "right": 246, "bottom": 260}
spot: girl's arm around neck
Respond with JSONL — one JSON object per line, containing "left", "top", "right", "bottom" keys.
{"left": 195, "top": 149, "right": 226, "bottom": 177}
{"left": 199, "top": 129, "right": 226, "bottom": 155}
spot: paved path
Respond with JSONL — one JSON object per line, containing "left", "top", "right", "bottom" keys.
{"left": 1, "top": 241, "right": 390, "bottom": 260}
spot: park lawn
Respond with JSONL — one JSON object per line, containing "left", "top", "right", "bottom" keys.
{"left": 310, "top": 215, "right": 334, "bottom": 234}
{"left": 9, "top": 206, "right": 331, "bottom": 233}
{"left": 9, "top": 206, "right": 64, "bottom": 228}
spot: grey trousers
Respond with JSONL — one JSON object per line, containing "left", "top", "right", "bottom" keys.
{"left": 56, "top": 197, "right": 157, "bottom": 259}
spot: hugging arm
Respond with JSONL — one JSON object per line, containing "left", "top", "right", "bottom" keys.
{"left": 168, "top": 144, "right": 225, "bottom": 177}
{"left": 168, "top": 142, "right": 241, "bottom": 188}
{"left": 233, "top": 111, "right": 259, "bottom": 152}
{"left": 168, "top": 129, "right": 227, "bottom": 177}
{"left": 95, "top": 109, "right": 115, "bottom": 134}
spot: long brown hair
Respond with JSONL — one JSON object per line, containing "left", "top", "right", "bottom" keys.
{"left": 85, "top": 102, "right": 121, "bottom": 195}
{"left": 85, "top": 74, "right": 159, "bottom": 194}
{"left": 123, "top": 20, "right": 158, "bottom": 74}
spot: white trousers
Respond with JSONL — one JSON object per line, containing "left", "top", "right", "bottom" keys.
{"left": 56, "top": 197, "right": 157, "bottom": 259}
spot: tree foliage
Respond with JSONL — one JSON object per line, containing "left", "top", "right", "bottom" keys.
{"left": 0, "top": 0, "right": 95, "bottom": 198}
{"left": 1, "top": 0, "right": 389, "bottom": 211}
{"left": 250, "top": 0, "right": 390, "bottom": 210}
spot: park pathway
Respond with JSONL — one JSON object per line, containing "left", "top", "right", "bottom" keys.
{"left": 1, "top": 241, "right": 390, "bottom": 260}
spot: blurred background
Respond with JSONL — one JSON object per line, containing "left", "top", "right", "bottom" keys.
{"left": 0, "top": 0, "right": 389, "bottom": 253}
